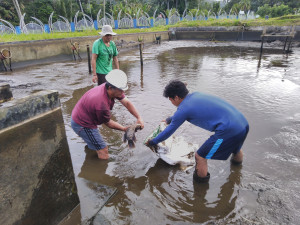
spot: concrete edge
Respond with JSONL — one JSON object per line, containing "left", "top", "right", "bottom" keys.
{"left": 0, "top": 106, "right": 61, "bottom": 134}
{"left": 170, "top": 25, "right": 300, "bottom": 32}
{"left": 0, "top": 90, "right": 61, "bottom": 130}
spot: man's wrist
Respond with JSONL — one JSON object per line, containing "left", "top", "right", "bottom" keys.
{"left": 166, "top": 117, "right": 172, "bottom": 124}
{"left": 148, "top": 139, "right": 156, "bottom": 146}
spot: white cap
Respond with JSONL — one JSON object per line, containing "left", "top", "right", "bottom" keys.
{"left": 99, "top": 25, "right": 117, "bottom": 36}
{"left": 106, "top": 69, "right": 128, "bottom": 91}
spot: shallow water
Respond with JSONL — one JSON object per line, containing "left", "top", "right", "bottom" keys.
{"left": 1, "top": 40, "right": 300, "bottom": 224}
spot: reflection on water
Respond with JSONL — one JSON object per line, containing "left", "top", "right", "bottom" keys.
{"left": 191, "top": 165, "right": 242, "bottom": 223}
{"left": 1, "top": 41, "right": 300, "bottom": 224}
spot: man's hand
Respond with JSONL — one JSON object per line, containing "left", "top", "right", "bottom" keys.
{"left": 92, "top": 75, "right": 98, "bottom": 83}
{"left": 105, "top": 119, "right": 130, "bottom": 132}
{"left": 137, "top": 118, "right": 144, "bottom": 129}
{"left": 145, "top": 139, "right": 158, "bottom": 153}
{"left": 123, "top": 126, "right": 130, "bottom": 132}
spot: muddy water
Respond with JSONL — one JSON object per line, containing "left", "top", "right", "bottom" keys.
{"left": 1, "top": 40, "right": 300, "bottom": 224}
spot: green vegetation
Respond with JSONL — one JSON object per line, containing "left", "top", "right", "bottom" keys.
{"left": 173, "top": 14, "right": 300, "bottom": 27}
{"left": 0, "top": 26, "right": 169, "bottom": 43}
{"left": 256, "top": 4, "right": 292, "bottom": 17}
{"left": 1, "top": 0, "right": 300, "bottom": 27}
{"left": 1, "top": 14, "right": 299, "bottom": 43}
{"left": 246, "top": 14, "right": 300, "bottom": 26}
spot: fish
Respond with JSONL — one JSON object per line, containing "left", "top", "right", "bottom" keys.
{"left": 124, "top": 124, "right": 142, "bottom": 148}
{"left": 145, "top": 122, "right": 198, "bottom": 170}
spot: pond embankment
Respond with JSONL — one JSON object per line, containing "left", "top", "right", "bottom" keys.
{"left": 0, "top": 31, "right": 170, "bottom": 70}
{"left": 0, "top": 26, "right": 299, "bottom": 71}
{"left": 171, "top": 26, "right": 300, "bottom": 41}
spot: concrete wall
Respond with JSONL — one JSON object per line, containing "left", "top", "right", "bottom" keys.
{"left": 0, "top": 90, "right": 79, "bottom": 225}
{"left": 0, "top": 31, "right": 170, "bottom": 69}
{"left": 171, "top": 26, "right": 300, "bottom": 41}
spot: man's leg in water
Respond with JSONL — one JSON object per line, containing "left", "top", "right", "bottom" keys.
{"left": 231, "top": 149, "right": 243, "bottom": 164}
{"left": 194, "top": 153, "right": 210, "bottom": 183}
{"left": 71, "top": 118, "right": 109, "bottom": 159}
{"left": 97, "top": 146, "right": 109, "bottom": 159}
{"left": 195, "top": 153, "right": 208, "bottom": 177}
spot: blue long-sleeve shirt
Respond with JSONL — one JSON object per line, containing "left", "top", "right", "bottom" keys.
{"left": 151, "top": 92, "right": 249, "bottom": 145}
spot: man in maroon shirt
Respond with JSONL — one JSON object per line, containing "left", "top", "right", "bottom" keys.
{"left": 71, "top": 69, "right": 144, "bottom": 159}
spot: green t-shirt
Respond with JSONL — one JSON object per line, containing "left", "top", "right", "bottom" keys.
{"left": 92, "top": 38, "right": 118, "bottom": 74}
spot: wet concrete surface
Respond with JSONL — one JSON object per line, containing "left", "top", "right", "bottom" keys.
{"left": 0, "top": 108, "right": 79, "bottom": 225}
{"left": 1, "top": 40, "right": 300, "bottom": 224}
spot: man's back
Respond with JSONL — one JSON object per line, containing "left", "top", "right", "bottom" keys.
{"left": 180, "top": 92, "right": 248, "bottom": 136}
{"left": 72, "top": 84, "right": 113, "bottom": 128}
{"left": 152, "top": 92, "right": 249, "bottom": 144}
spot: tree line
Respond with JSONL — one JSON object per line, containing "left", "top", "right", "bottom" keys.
{"left": 0, "top": 0, "right": 299, "bottom": 26}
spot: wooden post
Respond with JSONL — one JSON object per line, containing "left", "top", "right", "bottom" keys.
{"left": 87, "top": 45, "right": 91, "bottom": 73}
{"left": 8, "top": 58, "right": 12, "bottom": 71}
{"left": 260, "top": 36, "right": 264, "bottom": 57}
{"left": 139, "top": 43, "right": 143, "bottom": 67}
{"left": 72, "top": 49, "right": 76, "bottom": 61}
{"left": 140, "top": 66, "right": 144, "bottom": 88}
{"left": 257, "top": 57, "right": 262, "bottom": 70}
{"left": 1, "top": 60, "right": 7, "bottom": 72}
{"left": 283, "top": 36, "right": 288, "bottom": 52}
{"left": 287, "top": 37, "right": 293, "bottom": 53}
{"left": 258, "top": 35, "right": 265, "bottom": 68}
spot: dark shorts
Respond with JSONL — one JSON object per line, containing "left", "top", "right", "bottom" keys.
{"left": 197, "top": 125, "right": 249, "bottom": 160}
{"left": 71, "top": 118, "right": 107, "bottom": 150}
{"left": 97, "top": 73, "right": 107, "bottom": 86}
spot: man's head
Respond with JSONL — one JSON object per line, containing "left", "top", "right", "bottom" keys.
{"left": 105, "top": 69, "right": 128, "bottom": 99}
{"left": 99, "top": 25, "right": 116, "bottom": 43}
{"left": 105, "top": 82, "right": 124, "bottom": 99}
{"left": 163, "top": 80, "right": 189, "bottom": 106}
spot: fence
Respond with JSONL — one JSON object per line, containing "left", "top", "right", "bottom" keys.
{"left": 0, "top": 14, "right": 257, "bottom": 35}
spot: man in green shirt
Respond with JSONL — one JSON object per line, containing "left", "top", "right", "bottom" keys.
{"left": 92, "top": 25, "right": 119, "bottom": 85}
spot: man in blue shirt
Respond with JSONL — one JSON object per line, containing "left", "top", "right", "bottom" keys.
{"left": 147, "top": 80, "right": 249, "bottom": 183}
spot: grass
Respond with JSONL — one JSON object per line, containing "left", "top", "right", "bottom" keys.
{"left": 0, "top": 26, "right": 168, "bottom": 43}
{"left": 170, "top": 19, "right": 245, "bottom": 27}
{"left": 0, "top": 14, "right": 299, "bottom": 43}
{"left": 171, "top": 14, "right": 300, "bottom": 27}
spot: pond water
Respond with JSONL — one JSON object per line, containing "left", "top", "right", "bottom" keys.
{"left": 1, "top": 40, "right": 300, "bottom": 224}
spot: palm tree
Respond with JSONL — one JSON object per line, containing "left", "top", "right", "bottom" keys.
{"left": 239, "top": 0, "right": 250, "bottom": 13}
{"left": 231, "top": 3, "right": 240, "bottom": 15}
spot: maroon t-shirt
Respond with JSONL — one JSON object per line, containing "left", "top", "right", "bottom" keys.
{"left": 72, "top": 84, "right": 125, "bottom": 129}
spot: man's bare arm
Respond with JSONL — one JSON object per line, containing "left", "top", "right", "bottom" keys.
{"left": 92, "top": 53, "right": 98, "bottom": 83}
{"left": 120, "top": 97, "right": 144, "bottom": 128}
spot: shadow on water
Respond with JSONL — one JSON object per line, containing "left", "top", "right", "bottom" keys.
{"left": 1, "top": 41, "right": 300, "bottom": 224}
